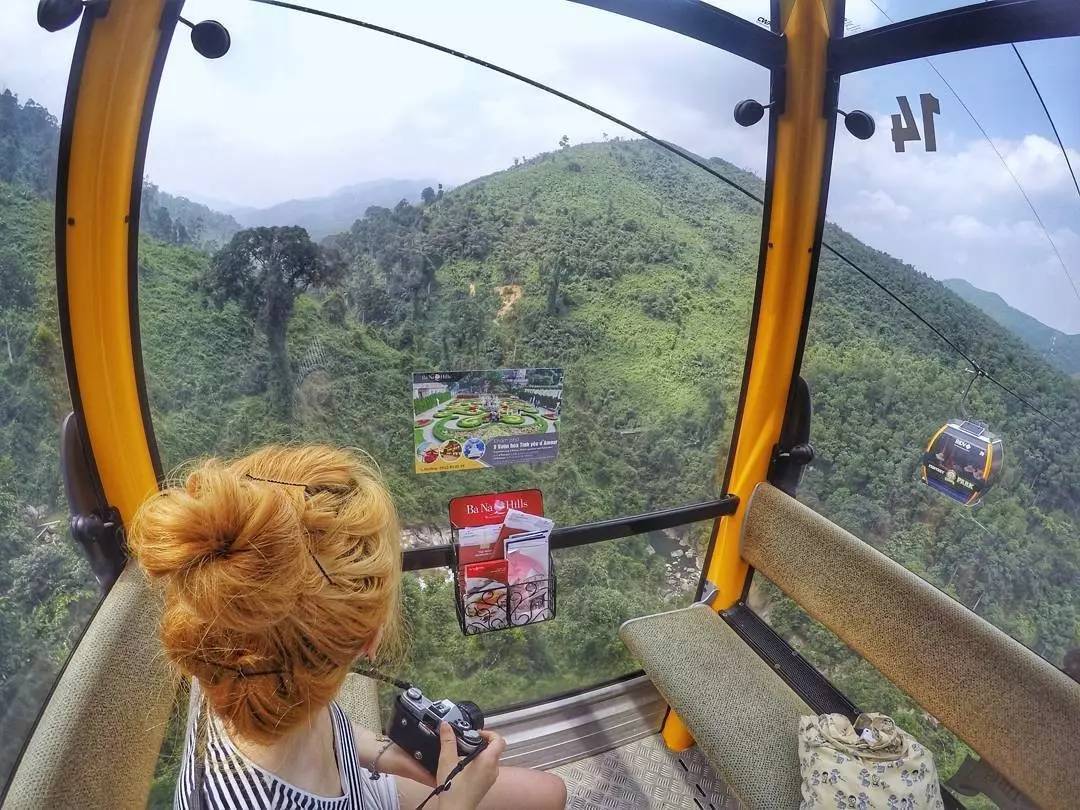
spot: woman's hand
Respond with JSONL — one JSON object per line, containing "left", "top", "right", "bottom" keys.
{"left": 435, "top": 722, "right": 505, "bottom": 810}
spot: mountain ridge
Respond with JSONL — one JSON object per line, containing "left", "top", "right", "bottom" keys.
{"left": 943, "top": 277, "right": 1080, "bottom": 376}
{"left": 228, "top": 177, "right": 437, "bottom": 239}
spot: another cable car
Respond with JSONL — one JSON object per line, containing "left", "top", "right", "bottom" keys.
{"left": 921, "top": 420, "right": 1003, "bottom": 506}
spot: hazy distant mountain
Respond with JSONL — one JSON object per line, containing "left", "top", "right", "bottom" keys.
{"left": 944, "top": 278, "right": 1080, "bottom": 376}
{"left": 143, "top": 183, "right": 241, "bottom": 248}
{"left": 230, "top": 178, "right": 436, "bottom": 240}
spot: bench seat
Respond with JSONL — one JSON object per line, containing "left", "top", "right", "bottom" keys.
{"left": 620, "top": 603, "right": 811, "bottom": 809}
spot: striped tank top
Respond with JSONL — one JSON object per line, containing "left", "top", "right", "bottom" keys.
{"left": 175, "top": 696, "right": 399, "bottom": 810}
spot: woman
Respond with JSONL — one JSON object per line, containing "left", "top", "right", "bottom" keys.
{"left": 129, "top": 445, "right": 566, "bottom": 810}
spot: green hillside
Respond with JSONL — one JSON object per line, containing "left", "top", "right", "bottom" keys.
{"left": 944, "top": 277, "right": 1080, "bottom": 376}
{"left": 2, "top": 104, "right": 1078, "bottom": 805}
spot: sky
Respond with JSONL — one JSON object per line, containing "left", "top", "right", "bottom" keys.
{"left": 2, "top": 0, "right": 1079, "bottom": 332}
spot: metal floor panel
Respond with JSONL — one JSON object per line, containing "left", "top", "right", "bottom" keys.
{"left": 550, "top": 734, "right": 742, "bottom": 810}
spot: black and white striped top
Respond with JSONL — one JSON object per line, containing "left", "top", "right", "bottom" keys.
{"left": 175, "top": 692, "right": 399, "bottom": 810}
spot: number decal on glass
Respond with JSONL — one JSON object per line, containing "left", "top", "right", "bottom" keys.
{"left": 891, "top": 93, "right": 940, "bottom": 153}
{"left": 919, "top": 92, "right": 940, "bottom": 152}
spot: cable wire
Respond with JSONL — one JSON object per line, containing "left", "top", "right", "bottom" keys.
{"left": 867, "top": 0, "right": 1080, "bottom": 312}
{"left": 244, "top": 0, "right": 1076, "bottom": 437}
{"left": 823, "top": 241, "right": 1077, "bottom": 438}
{"left": 246, "top": 0, "right": 764, "bottom": 208}
{"left": 1010, "top": 43, "right": 1080, "bottom": 204}
{"left": 820, "top": 241, "right": 980, "bottom": 371}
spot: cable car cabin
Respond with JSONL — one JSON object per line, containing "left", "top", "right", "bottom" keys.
{"left": 921, "top": 420, "right": 1003, "bottom": 506}
{"left": 4, "top": 1, "right": 1080, "bottom": 810}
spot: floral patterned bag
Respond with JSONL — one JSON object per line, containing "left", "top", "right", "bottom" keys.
{"left": 798, "top": 713, "right": 945, "bottom": 809}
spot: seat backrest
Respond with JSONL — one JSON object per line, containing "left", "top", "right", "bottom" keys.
{"left": 740, "top": 482, "right": 1080, "bottom": 809}
{"left": 3, "top": 564, "right": 177, "bottom": 810}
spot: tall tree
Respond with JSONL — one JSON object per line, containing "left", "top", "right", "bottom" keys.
{"left": 0, "top": 248, "right": 33, "bottom": 365}
{"left": 205, "top": 226, "right": 344, "bottom": 411}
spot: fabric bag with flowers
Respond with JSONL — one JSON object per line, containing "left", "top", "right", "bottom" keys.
{"left": 798, "top": 713, "right": 945, "bottom": 810}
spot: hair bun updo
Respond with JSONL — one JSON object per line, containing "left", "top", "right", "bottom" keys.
{"left": 128, "top": 445, "right": 402, "bottom": 744}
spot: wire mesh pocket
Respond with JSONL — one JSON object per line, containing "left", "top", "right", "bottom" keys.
{"left": 450, "top": 545, "right": 556, "bottom": 636}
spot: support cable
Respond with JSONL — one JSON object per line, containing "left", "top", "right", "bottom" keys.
{"left": 1010, "top": 43, "right": 1080, "bottom": 203}
{"left": 246, "top": 0, "right": 764, "bottom": 207}
{"left": 242, "top": 0, "right": 1076, "bottom": 437}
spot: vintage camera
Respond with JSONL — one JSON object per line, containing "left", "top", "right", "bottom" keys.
{"left": 388, "top": 686, "right": 486, "bottom": 775}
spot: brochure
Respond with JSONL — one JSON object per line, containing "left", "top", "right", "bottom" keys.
{"left": 506, "top": 531, "right": 550, "bottom": 584}
{"left": 498, "top": 509, "right": 554, "bottom": 543}
{"left": 463, "top": 559, "right": 509, "bottom": 620}
{"left": 457, "top": 524, "right": 503, "bottom": 566}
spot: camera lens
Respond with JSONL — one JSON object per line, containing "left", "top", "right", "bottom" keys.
{"left": 457, "top": 700, "right": 485, "bottom": 730}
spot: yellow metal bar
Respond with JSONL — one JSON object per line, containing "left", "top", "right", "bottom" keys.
{"left": 662, "top": 0, "right": 837, "bottom": 750}
{"left": 63, "top": 0, "right": 166, "bottom": 522}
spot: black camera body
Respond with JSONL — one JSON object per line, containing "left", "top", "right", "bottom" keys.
{"left": 388, "top": 686, "right": 485, "bottom": 775}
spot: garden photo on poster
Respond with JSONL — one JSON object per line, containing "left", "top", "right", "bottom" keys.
{"left": 412, "top": 368, "right": 563, "bottom": 474}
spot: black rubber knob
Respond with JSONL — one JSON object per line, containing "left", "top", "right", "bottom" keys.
{"left": 734, "top": 99, "right": 766, "bottom": 127}
{"left": 191, "top": 20, "right": 231, "bottom": 59}
{"left": 37, "top": 0, "right": 83, "bottom": 32}
{"left": 844, "top": 110, "right": 875, "bottom": 140}
{"left": 457, "top": 700, "right": 485, "bottom": 731}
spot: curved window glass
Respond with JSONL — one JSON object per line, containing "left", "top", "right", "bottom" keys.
{"left": 139, "top": 0, "right": 770, "bottom": 726}
{"left": 762, "top": 34, "right": 1080, "bottom": 806}
{"left": 0, "top": 11, "right": 103, "bottom": 795}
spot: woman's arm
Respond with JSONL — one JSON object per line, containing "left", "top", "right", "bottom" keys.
{"left": 350, "top": 721, "right": 437, "bottom": 786}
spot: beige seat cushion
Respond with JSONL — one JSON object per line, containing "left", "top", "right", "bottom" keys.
{"left": 2, "top": 564, "right": 177, "bottom": 810}
{"left": 337, "top": 673, "right": 383, "bottom": 733}
{"left": 620, "top": 603, "right": 812, "bottom": 809}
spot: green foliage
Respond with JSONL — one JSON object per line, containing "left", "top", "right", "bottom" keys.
{"left": 413, "top": 390, "right": 451, "bottom": 413}
{"left": 0, "top": 181, "right": 98, "bottom": 785}
{"left": 140, "top": 182, "right": 240, "bottom": 248}
{"left": 945, "top": 277, "right": 1080, "bottom": 376}
{"left": 205, "top": 226, "right": 346, "bottom": 411}
{"left": 0, "top": 91, "right": 59, "bottom": 198}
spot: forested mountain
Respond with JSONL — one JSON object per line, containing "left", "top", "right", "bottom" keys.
{"left": 944, "top": 277, "right": 1080, "bottom": 376}
{"left": 1, "top": 86, "right": 1078, "bottom": 807}
{"left": 229, "top": 177, "right": 437, "bottom": 240}
{"left": 0, "top": 89, "right": 59, "bottom": 198}
{"left": 140, "top": 182, "right": 240, "bottom": 248}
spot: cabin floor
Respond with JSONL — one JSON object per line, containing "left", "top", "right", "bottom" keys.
{"left": 550, "top": 734, "right": 741, "bottom": 810}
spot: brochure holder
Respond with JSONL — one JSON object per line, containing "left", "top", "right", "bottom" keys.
{"left": 448, "top": 535, "right": 557, "bottom": 636}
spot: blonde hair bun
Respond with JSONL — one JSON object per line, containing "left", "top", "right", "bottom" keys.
{"left": 128, "top": 445, "right": 402, "bottom": 744}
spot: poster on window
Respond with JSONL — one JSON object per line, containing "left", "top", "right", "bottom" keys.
{"left": 411, "top": 368, "right": 563, "bottom": 474}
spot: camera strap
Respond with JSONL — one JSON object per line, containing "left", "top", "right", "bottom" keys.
{"left": 416, "top": 739, "right": 490, "bottom": 810}
{"left": 351, "top": 665, "right": 413, "bottom": 691}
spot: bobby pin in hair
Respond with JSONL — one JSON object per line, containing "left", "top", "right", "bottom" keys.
{"left": 308, "top": 550, "right": 336, "bottom": 587}
{"left": 245, "top": 473, "right": 306, "bottom": 488}
{"left": 191, "top": 654, "right": 283, "bottom": 679}
{"left": 243, "top": 474, "right": 337, "bottom": 586}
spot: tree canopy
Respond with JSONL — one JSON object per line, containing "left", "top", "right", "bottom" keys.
{"left": 205, "top": 226, "right": 344, "bottom": 409}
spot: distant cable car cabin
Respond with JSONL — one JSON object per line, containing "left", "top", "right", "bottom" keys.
{"left": 921, "top": 420, "right": 1003, "bottom": 506}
